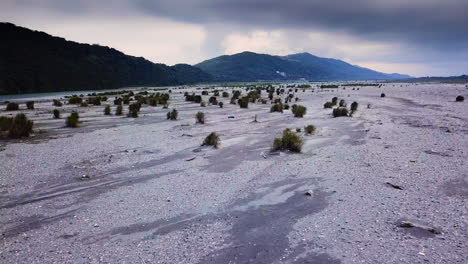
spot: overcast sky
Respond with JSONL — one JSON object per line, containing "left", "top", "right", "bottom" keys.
{"left": 1, "top": 0, "right": 467, "bottom": 77}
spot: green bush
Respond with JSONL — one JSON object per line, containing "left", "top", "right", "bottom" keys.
{"left": 0, "top": 116, "right": 13, "bottom": 131}
{"left": 350, "top": 102, "right": 358, "bottom": 112}
{"left": 87, "top": 97, "right": 101, "bottom": 106}
{"left": 202, "top": 132, "right": 220, "bottom": 148}
{"left": 194, "top": 95, "right": 202, "bottom": 103}
{"left": 324, "top": 102, "right": 333, "bottom": 108}
{"left": 196, "top": 112, "right": 205, "bottom": 124}
{"left": 116, "top": 105, "right": 123, "bottom": 115}
{"left": 222, "top": 92, "right": 229, "bottom": 98}
{"left": 209, "top": 96, "right": 218, "bottom": 105}
{"left": 53, "top": 109, "right": 60, "bottom": 119}
{"left": 128, "top": 103, "right": 141, "bottom": 118}
{"left": 333, "top": 107, "right": 349, "bottom": 117}
{"left": 332, "top": 97, "right": 338, "bottom": 105}
{"left": 69, "top": 96, "right": 82, "bottom": 104}
{"left": 114, "top": 98, "right": 123, "bottom": 105}
{"left": 284, "top": 104, "right": 290, "bottom": 110}
{"left": 104, "top": 105, "right": 111, "bottom": 115}
{"left": 219, "top": 102, "right": 224, "bottom": 108}
{"left": 8, "top": 114, "right": 33, "bottom": 138}
{"left": 53, "top": 99, "right": 63, "bottom": 107}
{"left": 304, "top": 125, "right": 316, "bottom": 135}
{"left": 456, "top": 95, "right": 464, "bottom": 102}
{"left": 26, "top": 101, "right": 35, "bottom": 110}
{"left": 238, "top": 97, "right": 249, "bottom": 108}
{"left": 339, "top": 99, "right": 346, "bottom": 107}
{"left": 292, "top": 105, "right": 307, "bottom": 117}
{"left": 270, "top": 103, "right": 283, "bottom": 113}
{"left": 271, "top": 129, "right": 303, "bottom": 153}
{"left": 296, "top": 128, "right": 301, "bottom": 133}
{"left": 66, "top": 112, "right": 80, "bottom": 127}
{"left": 167, "top": 109, "right": 178, "bottom": 120}
{"left": 6, "top": 102, "right": 19, "bottom": 111}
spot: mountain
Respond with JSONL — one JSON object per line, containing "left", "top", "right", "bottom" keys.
{"left": 195, "top": 51, "right": 411, "bottom": 82}
{"left": 393, "top": 75, "right": 468, "bottom": 83}
{"left": 0, "top": 23, "right": 213, "bottom": 95}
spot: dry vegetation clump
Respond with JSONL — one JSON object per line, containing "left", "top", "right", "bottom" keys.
{"left": 5, "top": 114, "right": 34, "bottom": 138}
{"left": 115, "top": 105, "right": 123, "bottom": 115}
{"left": 114, "top": 97, "right": 123, "bottom": 105}
{"left": 324, "top": 102, "right": 333, "bottom": 108}
{"left": 331, "top": 97, "right": 338, "bottom": 106}
{"left": 66, "top": 112, "right": 80, "bottom": 127}
{"left": 270, "top": 103, "right": 283, "bottom": 113}
{"left": 238, "top": 97, "right": 249, "bottom": 108}
{"left": 222, "top": 91, "right": 229, "bottom": 98}
{"left": 219, "top": 102, "right": 224, "bottom": 108}
{"left": 53, "top": 99, "right": 63, "bottom": 107}
{"left": 333, "top": 107, "right": 349, "bottom": 117}
{"left": 69, "top": 96, "right": 82, "bottom": 104}
{"left": 167, "top": 109, "right": 178, "bottom": 120}
{"left": 291, "top": 104, "right": 307, "bottom": 117}
{"left": 202, "top": 132, "right": 220, "bottom": 148}
{"left": 104, "top": 105, "right": 111, "bottom": 115}
{"left": 304, "top": 124, "right": 316, "bottom": 135}
{"left": 350, "top": 101, "right": 359, "bottom": 113}
{"left": 195, "top": 112, "right": 205, "bottom": 124}
{"left": 128, "top": 103, "right": 141, "bottom": 118}
{"left": 53, "top": 109, "right": 60, "bottom": 119}
{"left": 209, "top": 96, "right": 218, "bottom": 105}
{"left": 456, "top": 95, "right": 464, "bottom": 102}
{"left": 271, "top": 128, "right": 303, "bottom": 153}
{"left": 26, "top": 101, "right": 34, "bottom": 110}
{"left": 6, "top": 102, "right": 19, "bottom": 111}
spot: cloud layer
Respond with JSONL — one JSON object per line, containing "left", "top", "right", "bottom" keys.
{"left": 1, "top": 0, "right": 467, "bottom": 76}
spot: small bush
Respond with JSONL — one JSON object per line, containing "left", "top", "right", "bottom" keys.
{"left": 26, "top": 101, "right": 35, "bottom": 110}
{"left": 238, "top": 97, "right": 249, "bottom": 108}
{"left": 209, "top": 96, "right": 218, "bottom": 105}
{"left": 128, "top": 103, "right": 140, "bottom": 118}
{"left": 219, "top": 102, "right": 224, "bottom": 108}
{"left": 324, "top": 102, "right": 333, "bottom": 108}
{"left": 195, "top": 112, "right": 205, "bottom": 124}
{"left": 69, "top": 96, "right": 82, "bottom": 104}
{"left": 66, "top": 112, "right": 80, "bottom": 127}
{"left": 271, "top": 129, "right": 303, "bottom": 153}
{"left": 53, "top": 109, "right": 60, "bottom": 119}
{"left": 333, "top": 107, "right": 349, "bottom": 117}
{"left": 116, "top": 105, "right": 123, "bottom": 115}
{"left": 6, "top": 102, "right": 19, "bottom": 111}
{"left": 331, "top": 97, "right": 338, "bottom": 105}
{"left": 284, "top": 104, "right": 290, "bottom": 110}
{"left": 104, "top": 105, "right": 111, "bottom": 115}
{"left": 270, "top": 103, "right": 283, "bottom": 113}
{"left": 230, "top": 98, "right": 237, "bottom": 104}
{"left": 0, "top": 116, "right": 13, "bottom": 131}
{"left": 296, "top": 128, "right": 301, "bottom": 133}
{"left": 292, "top": 105, "right": 307, "bottom": 117}
{"left": 456, "top": 95, "right": 464, "bottom": 102}
{"left": 200, "top": 101, "right": 206, "bottom": 107}
{"left": 339, "top": 99, "right": 346, "bottom": 107}
{"left": 114, "top": 98, "right": 123, "bottom": 105}
{"left": 53, "top": 99, "right": 63, "bottom": 107}
{"left": 167, "top": 109, "right": 178, "bottom": 120}
{"left": 304, "top": 125, "right": 316, "bottom": 134}
{"left": 350, "top": 102, "right": 358, "bottom": 112}
{"left": 222, "top": 92, "right": 229, "bottom": 98}
{"left": 381, "top": 93, "right": 386, "bottom": 98}
{"left": 8, "top": 114, "right": 33, "bottom": 138}
{"left": 202, "top": 132, "right": 220, "bottom": 148}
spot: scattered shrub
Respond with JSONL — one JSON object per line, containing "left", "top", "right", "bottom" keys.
{"left": 69, "top": 96, "right": 82, "bottom": 104}
{"left": 219, "top": 102, "right": 224, "bottom": 108}
{"left": 26, "top": 101, "right": 35, "bottom": 109}
{"left": 324, "top": 102, "right": 333, "bottom": 108}
{"left": 350, "top": 102, "right": 359, "bottom": 112}
{"left": 195, "top": 112, "right": 205, "bottom": 124}
{"left": 339, "top": 99, "right": 346, "bottom": 107}
{"left": 331, "top": 97, "right": 338, "bottom": 105}
{"left": 200, "top": 101, "right": 206, "bottom": 107}
{"left": 53, "top": 99, "right": 63, "bottom": 107}
{"left": 271, "top": 129, "right": 303, "bottom": 153}
{"left": 296, "top": 128, "right": 301, "bottom": 133}
{"left": 8, "top": 114, "right": 33, "bottom": 138}
{"left": 167, "top": 109, "right": 178, "bottom": 120}
{"left": 115, "top": 105, "right": 123, "bottom": 115}
{"left": 238, "top": 97, "right": 249, "bottom": 108}
{"left": 0, "top": 116, "right": 13, "bottom": 131}
{"left": 6, "top": 102, "right": 19, "bottom": 111}
{"left": 333, "top": 107, "right": 349, "bottom": 117}
{"left": 104, "top": 105, "right": 111, "bottom": 115}
{"left": 87, "top": 97, "right": 101, "bottom": 106}
{"left": 209, "top": 96, "right": 218, "bottom": 105}
{"left": 284, "top": 104, "right": 290, "bottom": 110}
{"left": 456, "top": 95, "right": 464, "bottom": 102}
{"left": 114, "top": 98, "right": 123, "bottom": 105}
{"left": 202, "top": 91, "right": 209, "bottom": 95}
{"left": 222, "top": 91, "right": 229, "bottom": 98}
{"left": 202, "top": 132, "right": 220, "bottom": 148}
{"left": 292, "top": 105, "right": 307, "bottom": 117}
{"left": 230, "top": 98, "right": 237, "bottom": 105}
{"left": 66, "top": 112, "right": 80, "bottom": 127}
{"left": 270, "top": 103, "right": 283, "bottom": 113}
{"left": 80, "top": 102, "right": 88, "bottom": 107}
{"left": 53, "top": 109, "right": 60, "bottom": 119}
{"left": 194, "top": 95, "right": 202, "bottom": 103}
{"left": 381, "top": 93, "right": 386, "bottom": 98}
{"left": 128, "top": 103, "right": 141, "bottom": 118}
{"left": 304, "top": 125, "right": 316, "bottom": 135}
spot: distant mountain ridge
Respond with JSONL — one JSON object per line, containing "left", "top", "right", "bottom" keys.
{"left": 0, "top": 23, "right": 413, "bottom": 95}
{"left": 0, "top": 23, "right": 213, "bottom": 95}
{"left": 394, "top": 75, "right": 468, "bottom": 83}
{"left": 195, "top": 51, "right": 411, "bottom": 82}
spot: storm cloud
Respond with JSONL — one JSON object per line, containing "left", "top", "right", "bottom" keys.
{"left": 1, "top": 0, "right": 467, "bottom": 76}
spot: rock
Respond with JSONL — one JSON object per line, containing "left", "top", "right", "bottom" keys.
{"left": 305, "top": 190, "right": 314, "bottom": 196}
{"left": 398, "top": 220, "right": 441, "bottom": 235}
{"left": 386, "top": 182, "right": 403, "bottom": 190}
{"left": 80, "top": 174, "right": 91, "bottom": 180}
{"left": 228, "top": 116, "right": 235, "bottom": 119}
